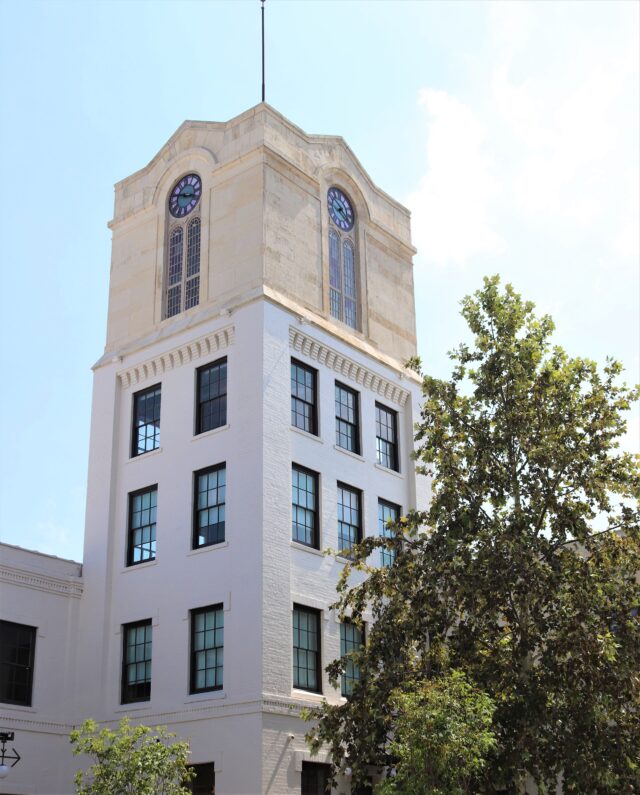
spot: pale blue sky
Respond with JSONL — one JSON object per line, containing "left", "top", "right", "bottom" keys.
{"left": 0, "top": 0, "right": 638, "bottom": 561}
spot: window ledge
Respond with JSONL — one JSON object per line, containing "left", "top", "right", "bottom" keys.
{"left": 334, "top": 444, "right": 365, "bottom": 462}
{"left": 291, "top": 688, "right": 325, "bottom": 702}
{"left": 291, "top": 541, "right": 324, "bottom": 557}
{"left": 127, "top": 447, "right": 163, "bottom": 463}
{"left": 192, "top": 424, "right": 230, "bottom": 442}
{"left": 184, "top": 690, "right": 226, "bottom": 705}
{"left": 374, "top": 462, "right": 404, "bottom": 479}
{"left": 121, "top": 559, "right": 158, "bottom": 574}
{"left": 291, "top": 425, "right": 323, "bottom": 443}
{"left": 114, "top": 703, "right": 152, "bottom": 713}
{"left": 187, "top": 541, "right": 229, "bottom": 557}
{"left": 0, "top": 703, "right": 37, "bottom": 713}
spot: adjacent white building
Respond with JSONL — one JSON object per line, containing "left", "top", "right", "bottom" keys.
{"left": 0, "top": 104, "right": 427, "bottom": 795}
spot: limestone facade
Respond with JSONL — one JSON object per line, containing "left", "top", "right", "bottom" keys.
{"left": 0, "top": 104, "right": 427, "bottom": 795}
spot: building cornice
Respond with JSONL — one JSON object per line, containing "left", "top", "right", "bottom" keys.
{"left": 117, "top": 325, "right": 235, "bottom": 389}
{"left": 0, "top": 566, "right": 83, "bottom": 599}
{"left": 289, "top": 326, "right": 411, "bottom": 407}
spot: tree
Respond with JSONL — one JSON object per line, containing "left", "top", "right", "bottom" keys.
{"left": 70, "top": 717, "right": 194, "bottom": 795}
{"left": 376, "top": 670, "right": 496, "bottom": 795}
{"left": 306, "top": 276, "right": 640, "bottom": 793}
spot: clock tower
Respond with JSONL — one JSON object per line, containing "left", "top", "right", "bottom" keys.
{"left": 0, "top": 104, "right": 427, "bottom": 795}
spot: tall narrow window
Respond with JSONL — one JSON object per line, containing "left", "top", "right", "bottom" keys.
{"left": 185, "top": 217, "right": 201, "bottom": 310}
{"left": 341, "top": 621, "right": 364, "bottom": 697}
{"left": 327, "top": 186, "right": 358, "bottom": 330}
{"left": 190, "top": 605, "right": 224, "bottom": 693}
{"left": 337, "top": 483, "right": 362, "bottom": 556}
{"left": 131, "top": 384, "right": 161, "bottom": 457}
{"left": 193, "top": 465, "right": 226, "bottom": 548}
{"left": 292, "top": 465, "right": 319, "bottom": 548}
{"left": 335, "top": 382, "right": 360, "bottom": 454}
{"left": 0, "top": 620, "right": 36, "bottom": 706}
{"left": 293, "top": 605, "right": 321, "bottom": 693}
{"left": 122, "top": 619, "right": 152, "bottom": 703}
{"left": 165, "top": 173, "right": 202, "bottom": 318}
{"left": 291, "top": 359, "right": 317, "bottom": 435}
{"left": 378, "top": 500, "right": 400, "bottom": 568}
{"left": 376, "top": 403, "right": 399, "bottom": 471}
{"left": 127, "top": 486, "right": 157, "bottom": 566}
{"left": 196, "top": 358, "right": 227, "bottom": 434}
{"left": 166, "top": 227, "right": 183, "bottom": 318}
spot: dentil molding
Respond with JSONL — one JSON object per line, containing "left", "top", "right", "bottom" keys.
{"left": 118, "top": 325, "right": 235, "bottom": 388}
{"left": 289, "top": 327, "right": 410, "bottom": 406}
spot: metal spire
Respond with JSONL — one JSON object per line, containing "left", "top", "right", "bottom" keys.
{"left": 261, "top": 0, "right": 266, "bottom": 103}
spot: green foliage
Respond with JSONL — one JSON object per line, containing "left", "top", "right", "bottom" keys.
{"left": 376, "top": 670, "right": 496, "bottom": 795}
{"left": 306, "top": 276, "right": 640, "bottom": 793}
{"left": 70, "top": 717, "right": 194, "bottom": 795}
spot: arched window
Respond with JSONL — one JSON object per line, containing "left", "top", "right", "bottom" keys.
{"left": 327, "top": 186, "right": 358, "bottom": 330}
{"left": 164, "top": 173, "right": 202, "bottom": 319}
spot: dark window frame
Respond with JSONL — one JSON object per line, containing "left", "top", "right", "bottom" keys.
{"left": 0, "top": 619, "right": 36, "bottom": 706}
{"left": 378, "top": 499, "right": 401, "bottom": 568}
{"left": 291, "top": 359, "right": 318, "bottom": 436}
{"left": 121, "top": 619, "right": 152, "bottom": 704}
{"left": 335, "top": 382, "right": 360, "bottom": 455}
{"left": 293, "top": 604, "right": 322, "bottom": 693}
{"left": 301, "top": 760, "right": 331, "bottom": 795}
{"left": 127, "top": 485, "right": 158, "bottom": 566}
{"left": 188, "top": 762, "right": 215, "bottom": 794}
{"left": 337, "top": 482, "right": 362, "bottom": 557}
{"left": 193, "top": 464, "right": 226, "bottom": 549}
{"left": 190, "top": 604, "right": 224, "bottom": 694}
{"left": 292, "top": 464, "right": 320, "bottom": 549}
{"left": 196, "top": 358, "right": 227, "bottom": 435}
{"left": 341, "top": 620, "right": 364, "bottom": 697}
{"left": 131, "top": 384, "right": 162, "bottom": 458}
{"left": 375, "top": 402, "right": 399, "bottom": 471}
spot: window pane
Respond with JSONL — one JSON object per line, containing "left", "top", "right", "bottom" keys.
{"left": 194, "top": 465, "right": 226, "bottom": 547}
{"left": 292, "top": 466, "right": 318, "bottom": 548}
{"left": 166, "top": 284, "right": 182, "bottom": 318}
{"left": 291, "top": 360, "right": 317, "bottom": 435}
{"left": 301, "top": 762, "right": 331, "bottom": 795}
{"left": 185, "top": 275, "right": 199, "bottom": 309}
{"left": 0, "top": 620, "right": 36, "bottom": 706}
{"left": 186, "top": 218, "right": 201, "bottom": 278}
{"left": 343, "top": 241, "right": 357, "bottom": 330}
{"left": 168, "top": 228, "right": 183, "bottom": 285}
{"left": 197, "top": 359, "right": 227, "bottom": 434}
{"left": 191, "top": 606, "right": 224, "bottom": 693}
{"left": 293, "top": 607, "right": 320, "bottom": 692}
{"left": 128, "top": 487, "right": 157, "bottom": 565}
{"left": 122, "top": 620, "right": 152, "bottom": 703}
{"left": 338, "top": 484, "right": 361, "bottom": 556}
{"left": 335, "top": 384, "right": 359, "bottom": 454}
{"left": 379, "top": 500, "right": 399, "bottom": 567}
{"left": 375, "top": 404, "right": 398, "bottom": 471}
{"left": 189, "top": 762, "right": 215, "bottom": 795}
{"left": 341, "top": 621, "right": 363, "bottom": 697}
{"left": 132, "top": 385, "right": 161, "bottom": 456}
{"left": 329, "top": 230, "right": 341, "bottom": 290}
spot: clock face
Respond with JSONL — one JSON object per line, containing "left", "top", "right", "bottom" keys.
{"left": 169, "top": 174, "right": 202, "bottom": 218}
{"left": 328, "top": 187, "right": 354, "bottom": 231}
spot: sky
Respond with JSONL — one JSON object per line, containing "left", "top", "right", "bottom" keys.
{"left": 0, "top": 0, "right": 638, "bottom": 562}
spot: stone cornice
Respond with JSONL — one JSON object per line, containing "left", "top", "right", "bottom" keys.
{"left": 0, "top": 566, "right": 83, "bottom": 599}
{"left": 0, "top": 714, "right": 76, "bottom": 735}
{"left": 289, "top": 327, "right": 410, "bottom": 407}
{"left": 117, "top": 325, "right": 235, "bottom": 389}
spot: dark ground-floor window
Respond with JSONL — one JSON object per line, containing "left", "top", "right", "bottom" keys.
{"left": 189, "top": 762, "right": 215, "bottom": 794}
{"left": 302, "top": 761, "right": 330, "bottom": 794}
